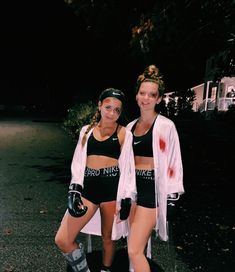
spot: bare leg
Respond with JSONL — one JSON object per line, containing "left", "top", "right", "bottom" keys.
{"left": 129, "top": 202, "right": 137, "bottom": 225}
{"left": 55, "top": 198, "right": 99, "bottom": 271}
{"left": 128, "top": 203, "right": 137, "bottom": 271}
{"left": 55, "top": 197, "right": 98, "bottom": 253}
{"left": 128, "top": 206, "right": 157, "bottom": 272}
{"left": 100, "top": 200, "right": 116, "bottom": 268}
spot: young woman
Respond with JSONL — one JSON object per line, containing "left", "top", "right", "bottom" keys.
{"left": 127, "top": 65, "right": 184, "bottom": 272}
{"left": 55, "top": 88, "right": 136, "bottom": 272}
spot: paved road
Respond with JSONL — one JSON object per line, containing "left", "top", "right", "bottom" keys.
{"left": 0, "top": 117, "right": 190, "bottom": 272}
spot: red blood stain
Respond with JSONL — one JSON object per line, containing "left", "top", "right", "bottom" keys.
{"left": 159, "top": 138, "right": 166, "bottom": 152}
{"left": 168, "top": 167, "right": 175, "bottom": 178}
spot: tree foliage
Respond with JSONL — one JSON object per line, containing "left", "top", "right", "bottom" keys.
{"left": 176, "top": 88, "right": 196, "bottom": 117}
{"left": 64, "top": 0, "right": 235, "bottom": 94}
{"left": 63, "top": 101, "right": 97, "bottom": 140}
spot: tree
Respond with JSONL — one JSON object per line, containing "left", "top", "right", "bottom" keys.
{"left": 176, "top": 88, "right": 196, "bottom": 118}
{"left": 64, "top": 0, "right": 235, "bottom": 90}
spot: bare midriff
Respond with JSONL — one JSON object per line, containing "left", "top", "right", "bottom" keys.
{"left": 134, "top": 155, "right": 154, "bottom": 170}
{"left": 86, "top": 155, "right": 119, "bottom": 169}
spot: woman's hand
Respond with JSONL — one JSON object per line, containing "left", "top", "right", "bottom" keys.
{"left": 119, "top": 198, "right": 131, "bottom": 220}
{"left": 68, "top": 184, "right": 88, "bottom": 217}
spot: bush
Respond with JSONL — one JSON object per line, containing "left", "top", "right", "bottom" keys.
{"left": 63, "top": 101, "right": 97, "bottom": 140}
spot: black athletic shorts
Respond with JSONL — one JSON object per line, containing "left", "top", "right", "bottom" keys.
{"left": 136, "top": 169, "right": 157, "bottom": 208}
{"left": 82, "top": 166, "right": 120, "bottom": 205}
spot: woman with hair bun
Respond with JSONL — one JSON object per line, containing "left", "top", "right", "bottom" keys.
{"left": 55, "top": 88, "right": 136, "bottom": 272}
{"left": 127, "top": 65, "right": 184, "bottom": 272}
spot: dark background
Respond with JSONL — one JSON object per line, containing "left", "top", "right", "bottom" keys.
{"left": 1, "top": 1, "right": 85, "bottom": 109}
{"left": 1, "top": 0, "right": 233, "bottom": 115}
{"left": 1, "top": 0, "right": 136, "bottom": 110}
{"left": 0, "top": 2, "right": 234, "bottom": 271}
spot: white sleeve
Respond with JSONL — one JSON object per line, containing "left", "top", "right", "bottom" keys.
{"left": 70, "top": 126, "right": 88, "bottom": 187}
{"left": 166, "top": 123, "right": 184, "bottom": 195}
{"left": 117, "top": 130, "right": 137, "bottom": 203}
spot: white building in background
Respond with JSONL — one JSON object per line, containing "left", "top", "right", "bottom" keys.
{"left": 163, "top": 92, "right": 175, "bottom": 104}
{"left": 191, "top": 77, "right": 235, "bottom": 112}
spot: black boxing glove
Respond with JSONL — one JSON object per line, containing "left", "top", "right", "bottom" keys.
{"left": 120, "top": 198, "right": 131, "bottom": 220}
{"left": 68, "top": 183, "right": 88, "bottom": 217}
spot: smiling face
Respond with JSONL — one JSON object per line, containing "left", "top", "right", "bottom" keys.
{"left": 98, "top": 97, "right": 122, "bottom": 123}
{"left": 136, "top": 81, "right": 162, "bottom": 112}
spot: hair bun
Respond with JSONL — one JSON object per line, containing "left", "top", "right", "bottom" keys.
{"left": 136, "top": 64, "right": 165, "bottom": 96}
{"left": 144, "top": 64, "right": 159, "bottom": 78}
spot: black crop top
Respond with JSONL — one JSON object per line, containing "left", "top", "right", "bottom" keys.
{"left": 87, "top": 125, "right": 121, "bottom": 159}
{"left": 132, "top": 119, "right": 155, "bottom": 157}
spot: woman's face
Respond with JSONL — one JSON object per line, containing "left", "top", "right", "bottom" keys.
{"left": 136, "top": 81, "right": 162, "bottom": 111}
{"left": 98, "top": 97, "right": 122, "bottom": 123}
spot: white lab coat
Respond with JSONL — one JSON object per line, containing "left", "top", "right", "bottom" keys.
{"left": 127, "top": 114, "right": 184, "bottom": 241}
{"left": 67, "top": 125, "right": 137, "bottom": 240}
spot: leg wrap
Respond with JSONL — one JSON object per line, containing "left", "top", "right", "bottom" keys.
{"left": 63, "top": 244, "right": 90, "bottom": 272}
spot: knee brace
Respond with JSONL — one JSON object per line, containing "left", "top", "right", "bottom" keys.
{"left": 63, "top": 243, "right": 90, "bottom": 272}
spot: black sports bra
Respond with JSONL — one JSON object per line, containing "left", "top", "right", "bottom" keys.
{"left": 132, "top": 119, "right": 156, "bottom": 157}
{"left": 87, "top": 125, "right": 121, "bottom": 159}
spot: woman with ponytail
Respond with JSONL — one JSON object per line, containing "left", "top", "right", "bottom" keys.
{"left": 127, "top": 65, "right": 184, "bottom": 272}
{"left": 55, "top": 88, "right": 136, "bottom": 272}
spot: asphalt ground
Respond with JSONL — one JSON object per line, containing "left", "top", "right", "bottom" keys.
{"left": 0, "top": 116, "right": 234, "bottom": 271}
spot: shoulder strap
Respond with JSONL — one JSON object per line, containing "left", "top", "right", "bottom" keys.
{"left": 131, "top": 120, "right": 138, "bottom": 133}
{"left": 115, "top": 123, "right": 119, "bottom": 133}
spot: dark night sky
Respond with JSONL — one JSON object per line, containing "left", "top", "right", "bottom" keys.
{"left": 1, "top": 1, "right": 88, "bottom": 106}
{"left": 0, "top": 1, "right": 208, "bottom": 111}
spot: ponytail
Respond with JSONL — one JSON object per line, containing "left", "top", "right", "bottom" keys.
{"left": 81, "top": 108, "right": 101, "bottom": 146}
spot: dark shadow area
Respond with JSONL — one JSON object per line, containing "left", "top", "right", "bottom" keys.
{"left": 67, "top": 248, "right": 164, "bottom": 272}
{"left": 0, "top": 107, "right": 66, "bottom": 123}
{"left": 170, "top": 119, "right": 235, "bottom": 272}
{"left": 28, "top": 158, "right": 72, "bottom": 184}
